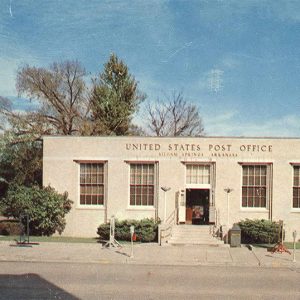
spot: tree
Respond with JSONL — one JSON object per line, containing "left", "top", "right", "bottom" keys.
{"left": 0, "top": 55, "right": 146, "bottom": 199}
{"left": 1, "top": 184, "right": 72, "bottom": 236}
{"left": 14, "top": 60, "right": 88, "bottom": 137}
{"left": 145, "top": 91, "right": 204, "bottom": 136}
{"left": 90, "top": 54, "right": 146, "bottom": 135}
{"left": 0, "top": 96, "right": 11, "bottom": 128}
{"left": 0, "top": 132, "right": 42, "bottom": 198}
{"left": 1, "top": 55, "right": 145, "bottom": 138}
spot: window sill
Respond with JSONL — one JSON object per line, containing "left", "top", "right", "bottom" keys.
{"left": 126, "top": 206, "right": 155, "bottom": 211}
{"left": 240, "top": 208, "right": 269, "bottom": 213}
{"left": 290, "top": 209, "right": 300, "bottom": 213}
{"left": 76, "top": 205, "right": 105, "bottom": 210}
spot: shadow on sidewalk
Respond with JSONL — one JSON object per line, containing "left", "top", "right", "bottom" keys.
{"left": 101, "top": 245, "right": 131, "bottom": 258}
{"left": 265, "top": 254, "right": 292, "bottom": 262}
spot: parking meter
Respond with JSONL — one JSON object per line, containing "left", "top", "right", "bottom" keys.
{"left": 130, "top": 225, "right": 134, "bottom": 235}
{"left": 130, "top": 225, "right": 135, "bottom": 258}
{"left": 130, "top": 225, "right": 136, "bottom": 241}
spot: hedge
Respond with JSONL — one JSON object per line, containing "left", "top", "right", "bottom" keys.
{"left": 238, "top": 219, "right": 280, "bottom": 244}
{"left": 97, "top": 218, "right": 159, "bottom": 243}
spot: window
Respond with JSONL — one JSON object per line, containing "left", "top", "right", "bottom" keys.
{"left": 80, "top": 163, "right": 104, "bottom": 205}
{"left": 186, "top": 164, "right": 210, "bottom": 184}
{"left": 293, "top": 166, "right": 300, "bottom": 208}
{"left": 130, "top": 164, "right": 155, "bottom": 206}
{"left": 242, "top": 165, "right": 267, "bottom": 208}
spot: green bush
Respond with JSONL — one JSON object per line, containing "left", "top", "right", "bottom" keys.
{"left": 0, "top": 220, "right": 21, "bottom": 235}
{"left": 238, "top": 219, "right": 280, "bottom": 244}
{"left": 97, "top": 218, "right": 159, "bottom": 243}
{"left": 0, "top": 184, "right": 72, "bottom": 236}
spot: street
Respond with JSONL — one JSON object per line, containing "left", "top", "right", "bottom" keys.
{"left": 0, "top": 262, "right": 299, "bottom": 299}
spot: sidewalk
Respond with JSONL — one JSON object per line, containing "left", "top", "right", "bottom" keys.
{"left": 0, "top": 240, "right": 299, "bottom": 268}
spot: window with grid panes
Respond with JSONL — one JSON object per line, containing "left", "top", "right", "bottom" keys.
{"left": 130, "top": 164, "right": 155, "bottom": 206}
{"left": 293, "top": 166, "right": 300, "bottom": 208}
{"left": 242, "top": 165, "right": 267, "bottom": 208}
{"left": 186, "top": 164, "right": 210, "bottom": 184}
{"left": 80, "top": 163, "right": 104, "bottom": 205}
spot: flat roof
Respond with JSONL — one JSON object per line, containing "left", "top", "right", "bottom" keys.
{"left": 42, "top": 135, "right": 300, "bottom": 140}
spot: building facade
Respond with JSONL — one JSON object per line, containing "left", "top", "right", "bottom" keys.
{"left": 43, "top": 136, "right": 300, "bottom": 241}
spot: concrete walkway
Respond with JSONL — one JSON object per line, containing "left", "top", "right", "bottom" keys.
{"left": 0, "top": 240, "right": 299, "bottom": 269}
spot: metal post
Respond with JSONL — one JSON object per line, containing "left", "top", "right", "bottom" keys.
{"left": 164, "top": 192, "right": 167, "bottom": 222}
{"left": 224, "top": 188, "right": 233, "bottom": 244}
{"left": 293, "top": 230, "right": 297, "bottom": 263}
{"left": 158, "top": 225, "right": 161, "bottom": 246}
{"left": 130, "top": 225, "right": 134, "bottom": 258}
{"left": 161, "top": 187, "right": 171, "bottom": 223}
{"left": 109, "top": 217, "right": 114, "bottom": 249}
{"left": 227, "top": 192, "right": 229, "bottom": 230}
{"left": 26, "top": 214, "right": 29, "bottom": 243}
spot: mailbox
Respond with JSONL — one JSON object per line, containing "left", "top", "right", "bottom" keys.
{"left": 229, "top": 224, "right": 241, "bottom": 247}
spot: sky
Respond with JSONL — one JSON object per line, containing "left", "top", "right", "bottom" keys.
{"left": 1, "top": 0, "right": 300, "bottom": 137}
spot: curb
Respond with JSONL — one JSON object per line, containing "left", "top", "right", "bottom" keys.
{"left": 0, "top": 258, "right": 258, "bottom": 267}
{"left": 1, "top": 257, "right": 299, "bottom": 269}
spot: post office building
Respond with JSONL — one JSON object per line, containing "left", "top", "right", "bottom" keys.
{"left": 43, "top": 136, "right": 300, "bottom": 241}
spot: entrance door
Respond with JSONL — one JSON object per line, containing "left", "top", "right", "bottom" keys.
{"left": 185, "top": 189, "right": 209, "bottom": 225}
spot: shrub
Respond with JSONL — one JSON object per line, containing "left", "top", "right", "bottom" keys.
{"left": 0, "top": 220, "right": 21, "bottom": 235}
{"left": 238, "top": 219, "right": 280, "bottom": 244}
{"left": 0, "top": 184, "right": 72, "bottom": 236}
{"left": 97, "top": 218, "right": 159, "bottom": 243}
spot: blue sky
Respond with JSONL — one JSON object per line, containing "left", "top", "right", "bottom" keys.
{"left": 1, "top": 0, "right": 300, "bottom": 136}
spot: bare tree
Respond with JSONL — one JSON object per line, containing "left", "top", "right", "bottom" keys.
{"left": 0, "top": 61, "right": 90, "bottom": 141}
{"left": 146, "top": 91, "right": 204, "bottom": 136}
{"left": 0, "top": 96, "right": 12, "bottom": 131}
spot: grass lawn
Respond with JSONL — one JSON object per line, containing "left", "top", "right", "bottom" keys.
{"left": 0, "top": 235, "right": 133, "bottom": 244}
{"left": 0, "top": 235, "right": 99, "bottom": 243}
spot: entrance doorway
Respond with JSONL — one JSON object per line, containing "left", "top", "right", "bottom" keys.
{"left": 185, "top": 189, "right": 209, "bottom": 225}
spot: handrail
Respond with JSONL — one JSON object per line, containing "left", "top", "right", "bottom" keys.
{"left": 158, "top": 223, "right": 172, "bottom": 245}
{"left": 158, "top": 208, "right": 178, "bottom": 245}
{"left": 165, "top": 209, "right": 175, "bottom": 225}
{"left": 160, "top": 223, "right": 172, "bottom": 238}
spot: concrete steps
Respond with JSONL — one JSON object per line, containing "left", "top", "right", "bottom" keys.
{"left": 168, "top": 225, "right": 227, "bottom": 246}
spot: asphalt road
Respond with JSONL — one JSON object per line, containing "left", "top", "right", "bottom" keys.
{"left": 0, "top": 262, "right": 299, "bottom": 299}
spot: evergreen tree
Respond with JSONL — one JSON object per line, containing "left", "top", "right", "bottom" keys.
{"left": 90, "top": 54, "right": 146, "bottom": 135}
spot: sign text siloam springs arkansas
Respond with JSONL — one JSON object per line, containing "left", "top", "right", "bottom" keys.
{"left": 125, "top": 143, "right": 273, "bottom": 158}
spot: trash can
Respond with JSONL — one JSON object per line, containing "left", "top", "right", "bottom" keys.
{"left": 229, "top": 224, "right": 241, "bottom": 247}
